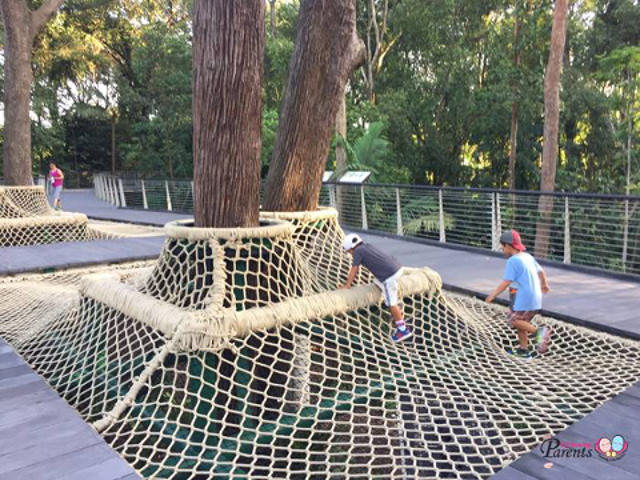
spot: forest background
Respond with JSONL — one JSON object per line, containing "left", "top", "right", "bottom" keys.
{"left": 0, "top": 0, "right": 638, "bottom": 193}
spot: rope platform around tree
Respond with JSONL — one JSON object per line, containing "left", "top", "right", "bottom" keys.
{"left": 0, "top": 207, "right": 638, "bottom": 479}
{"left": 0, "top": 186, "right": 162, "bottom": 246}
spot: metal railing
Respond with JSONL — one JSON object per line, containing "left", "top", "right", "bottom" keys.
{"left": 93, "top": 173, "right": 640, "bottom": 276}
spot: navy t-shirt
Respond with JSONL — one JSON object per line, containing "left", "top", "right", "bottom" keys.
{"left": 352, "top": 243, "right": 402, "bottom": 281}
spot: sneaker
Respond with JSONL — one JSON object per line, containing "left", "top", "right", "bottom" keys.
{"left": 536, "top": 327, "right": 552, "bottom": 354}
{"left": 507, "top": 347, "right": 532, "bottom": 359}
{"left": 391, "top": 327, "right": 412, "bottom": 343}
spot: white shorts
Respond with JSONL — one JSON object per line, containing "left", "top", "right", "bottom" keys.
{"left": 374, "top": 268, "right": 403, "bottom": 307}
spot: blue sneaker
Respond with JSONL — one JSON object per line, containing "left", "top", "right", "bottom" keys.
{"left": 507, "top": 347, "right": 531, "bottom": 357}
{"left": 391, "top": 327, "right": 412, "bottom": 343}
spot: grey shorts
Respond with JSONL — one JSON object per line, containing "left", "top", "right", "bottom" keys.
{"left": 52, "top": 186, "right": 63, "bottom": 200}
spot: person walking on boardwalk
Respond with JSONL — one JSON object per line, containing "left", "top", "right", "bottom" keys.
{"left": 339, "top": 233, "right": 412, "bottom": 343}
{"left": 486, "top": 229, "right": 552, "bottom": 358}
{"left": 49, "top": 163, "right": 64, "bottom": 210}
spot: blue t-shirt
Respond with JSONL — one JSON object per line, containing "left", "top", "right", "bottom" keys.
{"left": 503, "top": 252, "right": 543, "bottom": 311}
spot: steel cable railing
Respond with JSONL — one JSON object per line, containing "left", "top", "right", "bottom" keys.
{"left": 93, "top": 173, "right": 640, "bottom": 276}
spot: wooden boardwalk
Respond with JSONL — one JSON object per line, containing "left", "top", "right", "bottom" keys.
{"left": 62, "top": 189, "right": 190, "bottom": 226}
{"left": 0, "top": 236, "right": 165, "bottom": 275}
{"left": 0, "top": 339, "right": 139, "bottom": 480}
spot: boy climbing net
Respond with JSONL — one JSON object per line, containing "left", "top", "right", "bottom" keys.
{"left": 486, "top": 229, "right": 552, "bottom": 357}
{"left": 340, "top": 233, "right": 412, "bottom": 342}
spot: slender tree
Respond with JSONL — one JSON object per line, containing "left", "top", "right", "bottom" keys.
{"left": 362, "top": 0, "right": 401, "bottom": 103}
{"left": 1, "top": 0, "right": 65, "bottom": 185}
{"left": 508, "top": 0, "right": 523, "bottom": 191}
{"left": 192, "top": 0, "right": 264, "bottom": 227}
{"left": 263, "top": 0, "right": 364, "bottom": 212}
{"left": 269, "top": 0, "right": 276, "bottom": 37}
{"left": 534, "top": 0, "right": 569, "bottom": 258}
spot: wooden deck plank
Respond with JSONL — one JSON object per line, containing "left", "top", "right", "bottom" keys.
{"left": 0, "top": 443, "right": 120, "bottom": 480}
{"left": 0, "top": 340, "right": 139, "bottom": 479}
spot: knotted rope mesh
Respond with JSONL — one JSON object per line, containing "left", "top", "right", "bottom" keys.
{"left": 0, "top": 186, "right": 160, "bottom": 246}
{"left": 0, "top": 208, "right": 639, "bottom": 479}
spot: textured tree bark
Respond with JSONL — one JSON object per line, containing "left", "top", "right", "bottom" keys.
{"left": 262, "top": 0, "right": 364, "bottom": 212}
{"left": 534, "top": 0, "right": 569, "bottom": 258}
{"left": 335, "top": 88, "right": 348, "bottom": 214}
{"left": 508, "top": 1, "right": 522, "bottom": 191}
{"left": 192, "top": 0, "right": 264, "bottom": 228}
{"left": 269, "top": 0, "right": 276, "bottom": 37}
{"left": 1, "top": 0, "right": 64, "bottom": 185}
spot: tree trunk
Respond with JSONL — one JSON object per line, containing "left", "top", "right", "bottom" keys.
{"left": 263, "top": 0, "right": 364, "bottom": 212}
{"left": 335, "top": 88, "right": 348, "bottom": 215}
{"left": 534, "top": 0, "right": 569, "bottom": 258}
{"left": 269, "top": 0, "right": 276, "bottom": 37}
{"left": 1, "top": 0, "right": 65, "bottom": 186}
{"left": 192, "top": 0, "right": 264, "bottom": 228}
{"left": 111, "top": 113, "right": 117, "bottom": 174}
{"left": 2, "top": 1, "right": 34, "bottom": 185}
{"left": 508, "top": 1, "right": 522, "bottom": 191}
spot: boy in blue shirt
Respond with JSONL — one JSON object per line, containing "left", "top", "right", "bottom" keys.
{"left": 486, "top": 229, "right": 551, "bottom": 357}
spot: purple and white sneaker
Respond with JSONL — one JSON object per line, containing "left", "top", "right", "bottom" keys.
{"left": 391, "top": 327, "right": 412, "bottom": 343}
{"left": 536, "top": 327, "right": 552, "bottom": 354}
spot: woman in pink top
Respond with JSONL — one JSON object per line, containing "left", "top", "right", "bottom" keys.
{"left": 49, "top": 163, "right": 64, "bottom": 210}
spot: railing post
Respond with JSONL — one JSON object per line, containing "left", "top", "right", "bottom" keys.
{"left": 438, "top": 189, "right": 446, "bottom": 243}
{"left": 491, "top": 193, "right": 498, "bottom": 251}
{"left": 496, "top": 192, "right": 502, "bottom": 241}
{"left": 104, "top": 176, "right": 110, "bottom": 204}
{"left": 165, "top": 180, "right": 173, "bottom": 211}
{"left": 563, "top": 196, "right": 571, "bottom": 264}
{"left": 396, "top": 188, "right": 403, "bottom": 236}
{"left": 190, "top": 181, "right": 195, "bottom": 212}
{"left": 360, "top": 185, "right": 368, "bottom": 230}
{"left": 112, "top": 176, "right": 119, "bottom": 206}
{"left": 622, "top": 198, "right": 629, "bottom": 272}
{"left": 141, "top": 180, "right": 149, "bottom": 210}
{"left": 118, "top": 178, "right": 127, "bottom": 207}
{"left": 491, "top": 192, "right": 503, "bottom": 251}
{"left": 329, "top": 185, "right": 337, "bottom": 209}
{"left": 98, "top": 175, "right": 105, "bottom": 200}
{"left": 109, "top": 176, "right": 118, "bottom": 207}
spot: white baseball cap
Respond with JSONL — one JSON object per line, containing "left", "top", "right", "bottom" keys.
{"left": 342, "top": 233, "right": 363, "bottom": 251}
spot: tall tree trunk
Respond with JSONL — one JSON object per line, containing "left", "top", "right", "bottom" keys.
{"left": 1, "top": 0, "right": 65, "bottom": 186}
{"left": 2, "top": 1, "right": 35, "bottom": 186}
{"left": 534, "top": 0, "right": 569, "bottom": 258}
{"left": 111, "top": 113, "right": 117, "bottom": 174}
{"left": 335, "top": 88, "right": 348, "bottom": 215}
{"left": 508, "top": 1, "right": 522, "bottom": 191}
{"left": 269, "top": 0, "right": 276, "bottom": 37}
{"left": 263, "top": 0, "right": 364, "bottom": 212}
{"left": 192, "top": 0, "right": 264, "bottom": 228}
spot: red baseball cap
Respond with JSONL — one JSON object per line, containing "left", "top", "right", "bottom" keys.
{"left": 500, "top": 229, "right": 526, "bottom": 251}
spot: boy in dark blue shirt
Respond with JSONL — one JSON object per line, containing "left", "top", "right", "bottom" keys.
{"left": 339, "top": 233, "right": 411, "bottom": 342}
{"left": 486, "top": 230, "right": 552, "bottom": 357}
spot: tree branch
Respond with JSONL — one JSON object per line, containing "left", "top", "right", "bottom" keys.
{"left": 30, "top": 0, "right": 65, "bottom": 37}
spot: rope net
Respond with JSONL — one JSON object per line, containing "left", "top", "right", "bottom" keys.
{"left": 0, "top": 186, "right": 160, "bottom": 246}
{"left": 0, "top": 208, "right": 639, "bottom": 479}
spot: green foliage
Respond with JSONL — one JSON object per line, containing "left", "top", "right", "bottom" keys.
{"left": 2, "top": 0, "right": 637, "bottom": 194}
